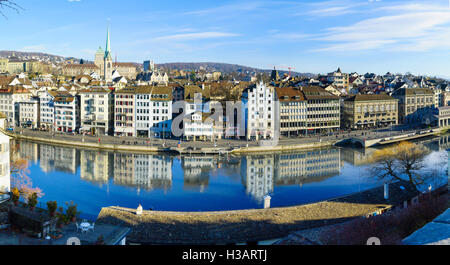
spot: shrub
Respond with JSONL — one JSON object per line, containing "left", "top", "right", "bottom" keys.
{"left": 56, "top": 207, "right": 67, "bottom": 226}
{"left": 65, "top": 201, "right": 78, "bottom": 221}
{"left": 11, "top": 187, "right": 20, "bottom": 202}
{"left": 27, "top": 193, "right": 38, "bottom": 209}
{"left": 47, "top": 201, "right": 57, "bottom": 214}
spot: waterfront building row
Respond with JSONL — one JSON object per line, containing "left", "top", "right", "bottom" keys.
{"left": 0, "top": 83, "right": 443, "bottom": 140}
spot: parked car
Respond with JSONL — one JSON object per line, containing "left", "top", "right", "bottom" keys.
{"left": 6, "top": 128, "right": 14, "bottom": 132}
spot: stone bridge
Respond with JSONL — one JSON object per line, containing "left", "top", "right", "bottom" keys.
{"left": 338, "top": 129, "right": 441, "bottom": 148}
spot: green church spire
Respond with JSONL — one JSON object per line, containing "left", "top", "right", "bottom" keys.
{"left": 105, "top": 27, "right": 111, "bottom": 59}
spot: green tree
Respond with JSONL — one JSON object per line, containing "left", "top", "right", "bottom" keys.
{"left": 190, "top": 71, "right": 196, "bottom": 82}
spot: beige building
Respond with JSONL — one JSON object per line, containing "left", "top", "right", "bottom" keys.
{"left": 343, "top": 94, "right": 398, "bottom": 129}
{"left": 8, "top": 60, "right": 25, "bottom": 73}
{"left": 275, "top": 86, "right": 307, "bottom": 136}
{"left": 114, "top": 63, "right": 137, "bottom": 80}
{"left": 302, "top": 86, "right": 340, "bottom": 133}
{"left": 61, "top": 64, "right": 100, "bottom": 77}
{"left": 391, "top": 88, "right": 435, "bottom": 124}
{"left": 0, "top": 58, "right": 8, "bottom": 73}
{"left": 436, "top": 106, "right": 450, "bottom": 128}
{"left": 327, "top": 68, "right": 349, "bottom": 92}
{"left": 274, "top": 149, "right": 341, "bottom": 186}
{"left": 114, "top": 87, "right": 136, "bottom": 137}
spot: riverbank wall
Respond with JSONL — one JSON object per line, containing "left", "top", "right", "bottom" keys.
{"left": 231, "top": 140, "right": 337, "bottom": 154}
{"left": 96, "top": 181, "right": 421, "bottom": 244}
{"left": 4, "top": 130, "right": 338, "bottom": 154}
{"left": 3, "top": 131, "right": 165, "bottom": 154}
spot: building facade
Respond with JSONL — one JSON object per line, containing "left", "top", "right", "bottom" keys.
{"left": 391, "top": 88, "right": 435, "bottom": 124}
{"left": 79, "top": 87, "right": 115, "bottom": 136}
{"left": 18, "top": 97, "right": 40, "bottom": 129}
{"left": 114, "top": 87, "right": 136, "bottom": 137}
{"left": 343, "top": 94, "right": 398, "bottom": 129}
{"left": 242, "top": 82, "right": 276, "bottom": 140}
{"left": 275, "top": 87, "right": 307, "bottom": 136}
{"left": 135, "top": 86, "right": 173, "bottom": 139}
{"left": 54, "top": 91, "right": 80, "bottom": 133}
{"left": 0, "top": 132, "right": 10, "bottom": 193}
{"left": 302, "top": 86, "right": 340, "bottom": 133}
{"left": 0, "top": 86, "right": 32, "bottom": 127}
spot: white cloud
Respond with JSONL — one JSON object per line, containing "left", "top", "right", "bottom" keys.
{"left": 153, "top": 32, "right": 239, "bottom": 41}
{"left": 184, "top": 2, "right": 264, "bottom": 15}
{"left": 20, "top": 44, "right": 47, "bottom": 52}
{"left": 314, "top": 1, "right": 450, "bottom": 52}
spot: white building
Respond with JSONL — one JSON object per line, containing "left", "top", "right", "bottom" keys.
{"left": 242, "top": 155, "right": 274, "bottom": 203}
{"left": 38, "top": 90, "right": 57, "bottom": 130}
{"left": 183, "top": 112, "right": 214, "bottom": 141}
{"left": 0, "top": 86, "right": 32, "bottom": 127}
{"left": 138, "top": 71, "right": 169, "bottom": 85}
{"left": 0, "top": 132, "right": 10, "bottom": 193}
{"left": 54, "top": 91, "right": 80, "bottom": 133}
{"left": 18, "top": 97, "right": 40, "bottom": 129}
{"left": 241, "top": 82, "right": 276, "bottom": 140}
{"left": 135, "top": 86, "right": 173, "bottom": 139}
{"left": 134, "top": 154, "right": 172, "bottom": 191}
{"left": 79, "top": 87, "right": 114, "bottom": 135}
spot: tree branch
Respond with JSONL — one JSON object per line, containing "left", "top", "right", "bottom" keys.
{"left": 0, "top": 0, "right": 22, "bottom": 18}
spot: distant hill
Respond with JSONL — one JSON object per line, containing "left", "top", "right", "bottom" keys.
{"left": 156, "top": 62, "right": 316, "bottom": 77}
{"left": 0, "top": 50, "right": 68, "bottom": 63}
{"left": 0, "top": 51, "right": 315, "bottom": 77}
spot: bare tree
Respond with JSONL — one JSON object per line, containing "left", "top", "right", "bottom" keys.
{"left": 0, "top": 0, "right": 21, "bottom": 18}
{"left": 370, "top": 141, "right": 435, "bottom": 191}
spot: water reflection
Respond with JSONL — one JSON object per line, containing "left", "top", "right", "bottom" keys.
{"left": 274, "top": 149, "right": 341, "bottom": 186}
{"left": 113, "top": 153, "right": 172, "bottom": 191}
{"left": 11, "top": 134, "right": 449, "bottom": 212}
{"left": 182, "top": 156, "right": 214, "bottom": 192}
{"left": 80, "top": 150, "right": 113, "bottom": 184}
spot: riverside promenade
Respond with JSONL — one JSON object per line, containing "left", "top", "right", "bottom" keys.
{"left": 3, "top": 125, "right": 441, "bottom": 154}
{"left": 96, "top": 181, "right": 419, "bottom": 244}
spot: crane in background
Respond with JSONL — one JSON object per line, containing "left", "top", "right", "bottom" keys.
{"left": 269, "top": 65, "right": 296, "bottom": 78}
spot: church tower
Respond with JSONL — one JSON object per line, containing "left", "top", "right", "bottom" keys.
{"left": 94, "top": 46, "right": 105, "bottom": 76}
{"left": 104, "top": 27, "right": 113, "bottom": 82}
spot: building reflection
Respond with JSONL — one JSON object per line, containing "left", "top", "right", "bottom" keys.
{"left": 113, "top": 153, "right": 173, "bottom": 191}
{"left": 274, "top": 148, "right": 341, "bottom": 186}
{"left": 80, "top": 150, "right": 113, "bottom": 184}
{"left": 54, "top": 146, "right": 80, "bottom": 174}
{"left": 134, "top": 154, "right": 172, "bottom": 191}
{"left": 15, "top": 140, "right": 39, "bottom": 164}
{"left": 240, "top": 155, "right": 274, "bottom": 203}
{"left": 181, "top": 156, "right": 214, "bottom": 192}
{"left": 340, "top": 147, "right": 377, "bottom": 166}
{"left": 422, "top": 135, "right": 450, "bottom": 152}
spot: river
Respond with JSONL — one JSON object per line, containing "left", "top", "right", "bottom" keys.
{"left": 11, "top": 135, "right": 449, "bottom": 217}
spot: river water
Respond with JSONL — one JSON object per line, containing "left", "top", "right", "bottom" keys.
{"left": 11, "top": 135, "right": 449, "bottom": 217}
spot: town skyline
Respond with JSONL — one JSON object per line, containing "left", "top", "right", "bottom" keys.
{"left": 2, "top": 0, "right": 450, "bottom": 78}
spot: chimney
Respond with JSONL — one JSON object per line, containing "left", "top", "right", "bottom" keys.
{"left": 384, "top": 183, "right": 389, "bottom": 200}
{"left": 264, "top": 195, "right": 271, "bottom": 209}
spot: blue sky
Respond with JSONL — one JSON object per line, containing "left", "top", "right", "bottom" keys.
{"left": 2, "top": 0, "right": 450, "bottom": 77}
